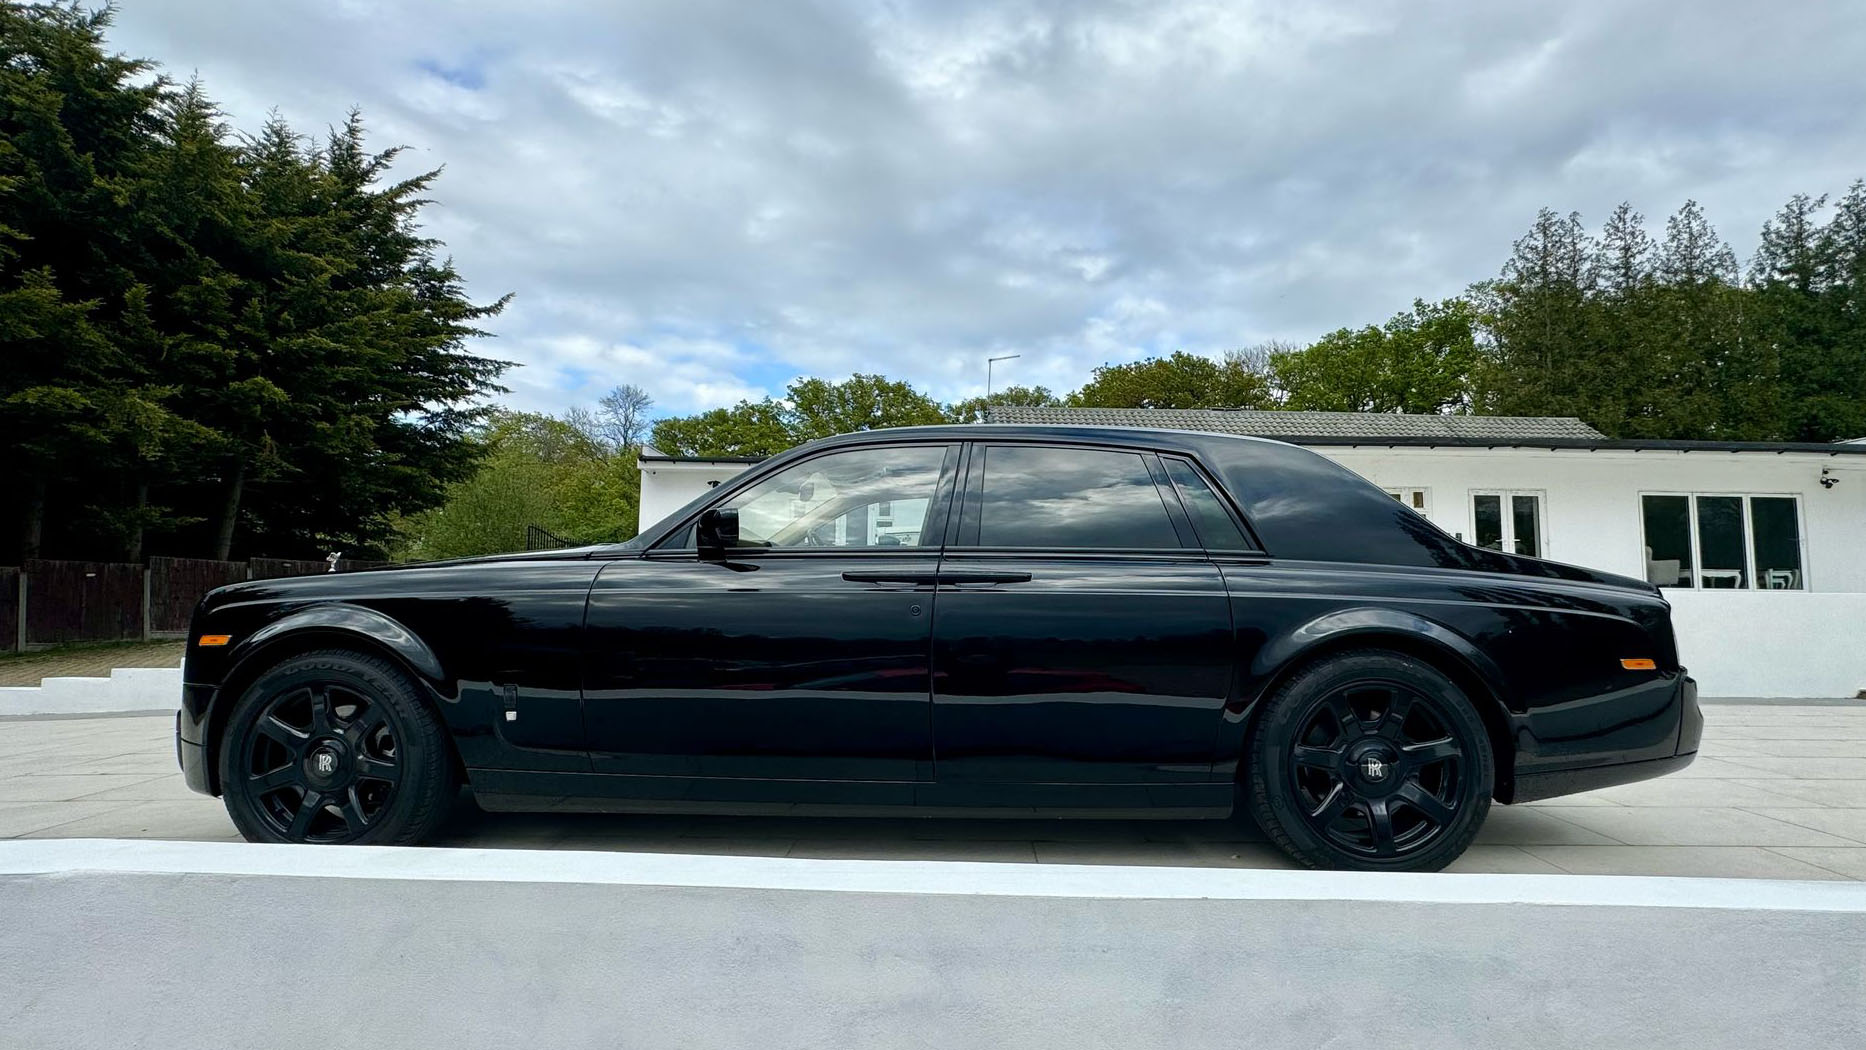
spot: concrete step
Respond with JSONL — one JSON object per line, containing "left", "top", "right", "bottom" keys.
{"left": 0, "top": 667, "right": 182, "bottom": 717}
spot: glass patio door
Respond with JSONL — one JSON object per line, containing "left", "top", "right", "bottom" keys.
{"left": 1471, "top": 491, "right": 1543, "bottom": 557}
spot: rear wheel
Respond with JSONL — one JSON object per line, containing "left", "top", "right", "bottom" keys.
{"left": 1247, "top": 650, "right": 1493, "bottom": 871}
{"left": 219, "top": 649, "right": 455, "bottom": 846}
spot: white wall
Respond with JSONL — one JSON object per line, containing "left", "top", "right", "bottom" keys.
{"left": 1321, "top": 446, "right": 1866, "bottom": 591}
{"left": 1665, "top": 591, "right": 1866, "bottom": 698}
{"left": 5, "top": 841, "right": 1865, "bottom": 1050}
{"left": 1323, "top": 447, "right": 1866, "bottom": 697}
{"left": 637, "top": 459, "right": 750, "bottom": 534}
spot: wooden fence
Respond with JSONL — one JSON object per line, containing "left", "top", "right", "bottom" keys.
{"left": 0, "top": 567, "right": 19, "bottom": 652}
{"left": 1, "top": 556, "right": 391, "bottom": 651}
{"left": 147, "top": 557, "right": 251, "bottom": 634}
{"left": 21, "top": 560, "right": 147, "bottom": 646}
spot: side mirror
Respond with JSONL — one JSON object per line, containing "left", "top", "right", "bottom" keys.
{"left": 697, "top": 507, "right": 739, "bottom": 559}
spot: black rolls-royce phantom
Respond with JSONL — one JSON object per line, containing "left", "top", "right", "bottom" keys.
{"left": 177, "top": 424, "right": 1700, "bottom": 871}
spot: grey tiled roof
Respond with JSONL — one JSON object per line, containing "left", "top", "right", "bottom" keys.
{"left": 982, "top": 406, "right": 1606, "bottom": 440}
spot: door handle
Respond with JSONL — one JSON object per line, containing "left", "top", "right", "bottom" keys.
{"left": 936, "top": 571, "right": 1032, "bottom": 585}
{"left": 841, "top": 570, "right": 941, "bottom": 585}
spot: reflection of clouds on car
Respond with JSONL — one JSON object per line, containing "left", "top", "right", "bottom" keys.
{"left": 978, "top": 446, "right": 1180, "bottom": 548}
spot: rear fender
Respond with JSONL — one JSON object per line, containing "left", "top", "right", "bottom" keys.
{"left": 1218, "top": 606, "right": 1517, "bottom": 793}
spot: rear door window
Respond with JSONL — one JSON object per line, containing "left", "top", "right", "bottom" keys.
{"left": 973, "top": 445, "right": 1183, "bottom": 549}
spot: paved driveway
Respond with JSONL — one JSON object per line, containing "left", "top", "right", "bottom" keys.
{"left": 4, "top": 700, "right": 1865, "bottom": 879}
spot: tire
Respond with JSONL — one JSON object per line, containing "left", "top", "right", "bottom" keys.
{"left": 1247, "top": 649, "right": 1494, "bottom": 872}
{"left": 218, "top": 649, "right": 456, "bottom": 846}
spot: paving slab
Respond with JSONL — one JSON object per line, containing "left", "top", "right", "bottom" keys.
{"left": 1521, "top": 845, "right": 1856, "bottom": 880}
{"left": 5, "top": 703, "right": 1866, "bottom": 878}
{"left": 1741, "top": 808, "right": 1866, "bottom": 844}
{"left": 1768, "top": 847, "right": 1866, "bottom": 879}
{"left": 17, "top": 800, "right": 241, "bottom": 841}
{"left": 0, "top": 801, "right": 121, "bottom": 837}
{"left": 1540, "top": 806, "right": 1859, "bottom": 848}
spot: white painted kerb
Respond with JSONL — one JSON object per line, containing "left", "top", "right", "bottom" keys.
{"left": 5, "top": 839, "right": 1864, "bottom": 911}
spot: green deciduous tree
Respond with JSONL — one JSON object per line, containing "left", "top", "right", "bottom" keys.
{"left": 1067, "top": 350, "right": 1273, "bottom": 409}
{"left": 1270, "top": 300, "right": 1477, "bottom": 414}
{"left": 785, "top": 373, "right": 948, "bottom": 441}
{"left": 944, "top": 384, "right": 1062, "bottom": 423}
{"left": 649, "top": 374, "right": 950, "bottom": 457}
{"left": 394, "top": 410, "right": 641, "bottom": 560}
{"left": 649, "top": 398, "right": 793, "bottom": 458}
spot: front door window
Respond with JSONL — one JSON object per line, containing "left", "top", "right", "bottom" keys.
{"left": 720, "top": 445, "right": 947, "bottom": 549}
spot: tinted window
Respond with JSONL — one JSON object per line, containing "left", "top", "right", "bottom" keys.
{"left": 1641, "top": 495, "right": 1692, "bottom": 587}
{"left": 1163, "top": 458, "right": 1253, "bottom": 549}
{"left": 1696, "top": 495, "right": 1745, "bottom": 587}
{"left": 1751, "top": 497, "right": 1802, "bottom": 589}
{"left": 722, "top": 445, "right": 946, "bottom": 549}
{"left": 975, "top": 445, "right": 1181, "bottom": 549}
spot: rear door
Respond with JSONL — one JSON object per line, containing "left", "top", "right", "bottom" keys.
{"left": 928, "top": 441, "right": 1235, "bottom": 790}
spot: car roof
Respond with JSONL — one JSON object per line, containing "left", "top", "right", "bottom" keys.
{"left": 803, "top": 423, "right": 1292, "bottom": 451}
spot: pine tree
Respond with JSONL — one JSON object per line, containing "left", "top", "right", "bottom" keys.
{"left": 1806, "top": 182, "right": 1866, "bottom": 440}
{"left": 0, "top": 2, "right": 174, "bottom": 558}
{"left": 1652, "top": 200, "right": 1754, "bottom": 438}
{"left": 1749, "top": 193, "right": 1828, "bottom": 440}
{"left": 1473, "top": 209, "right": 1601, "bottom": 426}
{"left": 1, "top": 8, "right": 508, "bottom": 561}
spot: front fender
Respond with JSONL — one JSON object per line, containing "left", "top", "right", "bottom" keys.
{"left": 228, "top": 603, "right": 446, "bottom": 688}
{"left": 180, "top": 602, "right": 450, "bottom": 797}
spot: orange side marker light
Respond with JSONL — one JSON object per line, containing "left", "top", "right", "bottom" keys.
{"left": 1620, "top": 658, "right": 1656, "bottom": 671}
{"left": 198, "top": 634, "right": 232, "bottom": 647}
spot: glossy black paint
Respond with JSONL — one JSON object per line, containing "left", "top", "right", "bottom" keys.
{"left": 179, "top": 424, "right": 1700, "bottom": 816}
{"left": 582, "top": 551, "right": 940, "bottom": 782}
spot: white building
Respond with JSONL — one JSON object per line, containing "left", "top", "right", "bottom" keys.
{"left": 638, "top": 409, "right": 1866, "bottom": 698}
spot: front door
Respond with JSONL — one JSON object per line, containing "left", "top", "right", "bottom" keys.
{"left": 581, "top": 443, "right": 958, "bottom": 787}
{"left": 929, "top": 442, "right": 1234, "bottom": 792}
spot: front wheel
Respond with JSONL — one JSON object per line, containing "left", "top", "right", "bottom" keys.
{"left": 1247, "top": 650, "right": 1494, "bottom": 871}
{"left": 218, "top": 649, "right": 456, "bottom": 845}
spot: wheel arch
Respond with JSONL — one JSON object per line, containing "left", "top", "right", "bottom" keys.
{"left": 1238, "top": 610, "right": 1518, "bottom": 803}
{"left": 201, "top": 609, "right": 456, "bottom": 796}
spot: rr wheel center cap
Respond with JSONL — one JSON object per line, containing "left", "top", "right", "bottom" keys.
{"left": 304, "top": 740, "right": 350, "bottom": 788}
{"left": 1346, "top": 742, "right": 1401, "bottom": 794}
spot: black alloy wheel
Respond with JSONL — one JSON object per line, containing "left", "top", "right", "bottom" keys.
{"left": 242, "top": 681, "right": 400, "bottom": 842}
{"left": 219, "top": 650, "right": 455, "bottom": 846}
{"left": 1248, "top": 650, "right": 1494, "bottom": 871}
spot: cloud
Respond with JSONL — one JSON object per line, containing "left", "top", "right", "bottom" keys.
{"left": 106, "top": 0, "right": 1866, "bottom": 416}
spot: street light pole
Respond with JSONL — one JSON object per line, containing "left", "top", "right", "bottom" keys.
{"left": 986, "top": 354, "right": 1021, "bottom": 400}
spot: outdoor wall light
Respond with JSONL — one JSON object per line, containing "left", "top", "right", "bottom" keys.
{"left": 1819, "top": 468, "right": 1838, "bottom": 490}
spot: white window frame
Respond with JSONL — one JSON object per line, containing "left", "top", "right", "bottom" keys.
{"left": 1637, "top": 491, "right": 1809, "bottom": 591}
{"left": 1383, "top": 487, "right": 1432, "bottom": 516}
{"left": 1469, "top": 489, "right": 1547, "bottom": 557}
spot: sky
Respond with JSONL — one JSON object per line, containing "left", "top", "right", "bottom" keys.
{"left": 105, "top": 0, "right": 1866, "bottom": 420}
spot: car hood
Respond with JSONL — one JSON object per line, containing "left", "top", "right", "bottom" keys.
{"left": 392, "top": 545, "right": 615, "bottom": 569}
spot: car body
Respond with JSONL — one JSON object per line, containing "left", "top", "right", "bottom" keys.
{"left": 178, "top": 424, "right": 1701, "bottom": 869}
